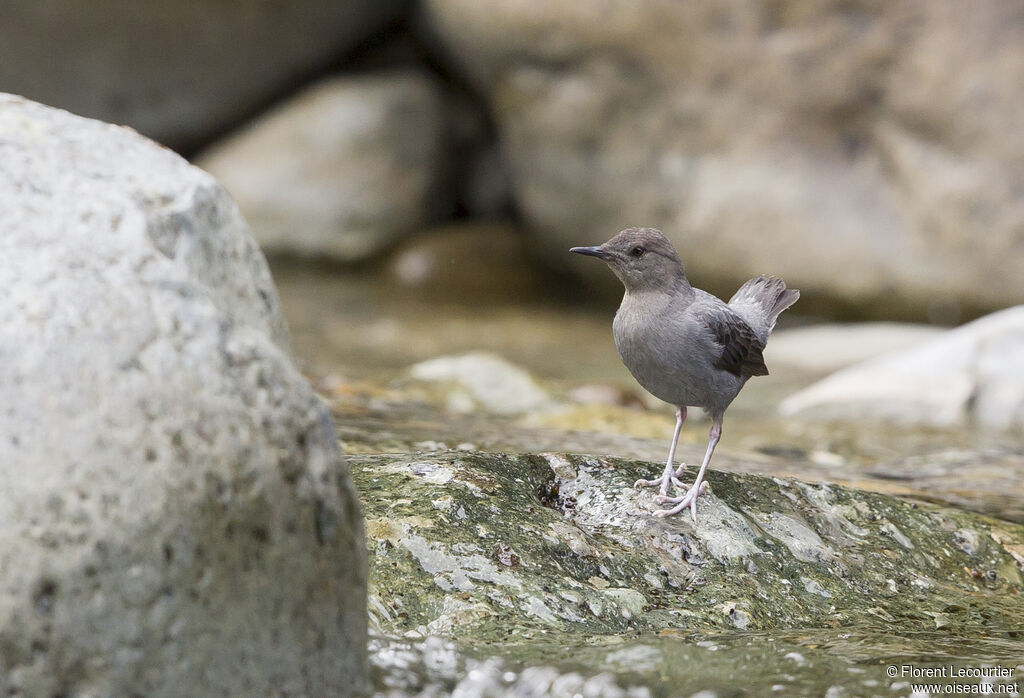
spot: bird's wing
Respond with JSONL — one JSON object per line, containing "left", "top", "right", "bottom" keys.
{"left": 698, "top": 306, "right": 769, "bottom": 378}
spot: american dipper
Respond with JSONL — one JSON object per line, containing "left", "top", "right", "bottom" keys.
{"left": 571, "top": 227, "right": 799, "bottom": 521}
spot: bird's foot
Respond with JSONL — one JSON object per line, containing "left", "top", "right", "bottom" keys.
{"left": 633, "top": 474, "right": 687, "bottom": 491}
{"left": 652, "top": 480, "right": 710, "bottom": 522}
{"left": 652, "top": 479, "right": 709, "bottom": 499}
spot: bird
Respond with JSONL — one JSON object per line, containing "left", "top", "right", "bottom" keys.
{"left": 570, "top": 227, "right": 799, "bottom": 522}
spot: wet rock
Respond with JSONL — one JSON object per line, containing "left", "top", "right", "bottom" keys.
{"left": 491, "top": 542, "right": 522, "bottom": 567}
{"left": 420, "top": 1, "right": 1024, "bottom": 315}
{"left": 0, "top": 95, "right": 366, "bottom": 694}
{"left": 355, "top": 450, "right": 1024, "bottom": 643}
{"left": 198, "top": 71, "right": 450, "bottom": 261}
{"left": 408, "top": 352, "right": 553, "bottom": 415}
{"left": 359, "top": 449, "right": 1024, "bottom": 693}
{"left": 780, "top": 306, "right": 1024, "bottom": 429}
{"left": 0, "top": 0, "right": 402, "bottom": 152}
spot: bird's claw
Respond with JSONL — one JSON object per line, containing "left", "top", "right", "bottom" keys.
{"left": 650, "top": 481, "right": 708, "bottom": 500}
{"left": 633, "top": 477, "right": 662, "bottom": 489}
{"left": 652, "top": 493, "right": 696, "bottom": 519}
{"left": 651, "top": 481, "right": 709, "bottom": 520}
{"left": 633, "top": 471, "right": 690, "bottom": 491}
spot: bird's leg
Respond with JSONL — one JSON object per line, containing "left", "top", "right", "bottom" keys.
{"left": 634, "top": 406, "right": 686, "bottom": 495}
{"left": 654, "top": 415, "right": 722, "bottom": 522}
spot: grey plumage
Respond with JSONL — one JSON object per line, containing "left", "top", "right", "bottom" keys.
{"left": 729, "top": 274, "right": 801, "bottom": 336}
{"left": 571, "top": 227, "right": 799, "bottom": 521}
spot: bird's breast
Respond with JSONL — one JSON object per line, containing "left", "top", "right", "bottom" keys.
{"left": 612, "top": 295, "right": 741, "bottom": 409}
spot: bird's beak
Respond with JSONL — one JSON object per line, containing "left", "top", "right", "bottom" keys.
{"left": 570, "top": 246, "right": 606, "bottom": 259}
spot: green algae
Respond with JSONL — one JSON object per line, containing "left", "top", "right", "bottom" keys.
{"left": 357, "top": 450, "right": 1024, "bottom": 695}
{"left": 355, "top": 451, "right": 1024, "bottom": 642}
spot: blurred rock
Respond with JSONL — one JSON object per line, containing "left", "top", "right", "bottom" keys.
{"left": 386, "top": 223, "right": 541, "bottom": 303}
{"left": 0, "top": 95, "right": 366, "bottom": 694}
{"left": 445, "top": 94, "right": 513, "bottom": 218}
{"left": 567, "top": 384, "right": 647, "bottom": 409}
{"left": 0, "top": 0, "right": 403, "bottom": 152}
{"left": 409, "top": 352, "right": 552, "bottom": 415}
{"left": 420, "top": 0, "right": 1024, "bottom": 315}
{"left": 199, "top": 71, "right": 450, "bottom": 262}
{"left": 780, "top": 306, "right": 1024, "bottom": 429}
{"left": 765, "top": 322, "right": 943, "bottom": 373}
{"left": 369, "top": 635, "right": 655, "bottom": 697}
{"left": 459, "top": 140, "right": 513, "bottom": 218}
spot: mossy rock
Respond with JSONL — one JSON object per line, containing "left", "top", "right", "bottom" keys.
{"left": 355, "top": 451, "right": 1024, "bottom": 642}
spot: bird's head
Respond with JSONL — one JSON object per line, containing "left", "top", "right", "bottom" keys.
{"left": 571, "top": 227, "right": 687, "bottom": 293}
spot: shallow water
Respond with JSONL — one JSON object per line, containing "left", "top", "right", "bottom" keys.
{"left": 370, "top": 629, "right": 1024, "bottom": 697}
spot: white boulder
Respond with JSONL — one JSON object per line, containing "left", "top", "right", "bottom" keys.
{"left": 780, "top": 307, "right": 1024, "bottom": 429}
{"left": 0, "top": 94, "right": 367, "bottom": 695}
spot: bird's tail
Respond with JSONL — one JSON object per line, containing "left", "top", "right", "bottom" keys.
{"left": 728, "top": 275, "right": 800, "bottom": 331}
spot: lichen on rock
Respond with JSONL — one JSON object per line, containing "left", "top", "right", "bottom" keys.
{"left": 356, "top": 450, "right": 1024, "bottom": 642}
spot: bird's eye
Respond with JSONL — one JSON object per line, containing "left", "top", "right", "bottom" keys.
{"left": 630, "top": 246, "right": 646, "bottom": 257}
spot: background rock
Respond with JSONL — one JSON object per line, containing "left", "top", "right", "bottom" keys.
{"left": 408, "top": 352, "right": 553, "bottom": 415}
{"left": 420, "top": 0, "right": 1024, "bottom": 318}
{"left": 443, "top": 92, "right": 514, "bottom": 220}
{"left": 198, "top": 71, "right": 451, "bottom": 261}
{"left": 764, "top": 322, "right": 943, "bottom": 373}
{"left": 780, "top": 306, "right": 1024, "bottom": 429}
{"left": 0, "top": 94, "right": 366, "bottom": 695}
{"left": 385, "top": 223, "right": 542, "bottom": 303}
{"left": 0, "top": 0, "right": 403, "bottom": 152}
